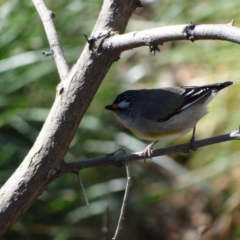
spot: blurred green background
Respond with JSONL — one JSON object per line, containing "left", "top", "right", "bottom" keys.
{"left": 1, "top": 0, "right": 240, "bottom": 239}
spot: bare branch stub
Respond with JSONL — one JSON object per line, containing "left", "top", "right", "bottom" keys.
{"left": 83, "top": 34, "right": 96, "bottom": 50}
{"left": 50, "top": 11, "right": 55, "bottom": 19}
{"left": 84, "top": 30, "right": 113, "bottom": 51}
{"left": 183, "top": 22, "right": 196, "bottom": 42}
{"left": 229, "top": 19, "right": 234, "bottom": 26}
{"left": 106, "top": 148, "right": 126, "bottom": 157}
{"left": 143, "top": 35, "right": 161, "bottom": 55}
{"left": 230, "top": 126, "right": 240, "bottom": 139}
{"left": 149, "top": 44, "right": 160, "bottom": 56}
{"left": 42, "top": 50, "right": 53, "bottom": 57}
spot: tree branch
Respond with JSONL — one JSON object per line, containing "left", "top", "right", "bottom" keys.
{"left": 59, "top": 128, "right": 240, "bottom": 175}
{"left": 32, "top": 0, "right": 69, "bottom": 80}
{"left": 103, "top": 23, "right": 240, "bottom": 52}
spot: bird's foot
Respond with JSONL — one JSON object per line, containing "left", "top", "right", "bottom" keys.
{"left": 140, "top": 141, "right": 158, "bottom": 162}
{"left": 185, "top": 126, "right": 198, "bottom": 153}
{"left": 189, "top": 137, "right": 197, "bottom": 151}
{"left": 185, "top": 136, "right": 198, "bottom": 153}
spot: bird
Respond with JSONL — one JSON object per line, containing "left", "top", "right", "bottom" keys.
{"left": 105, "top": 81, "right": 233, "bottom": 158}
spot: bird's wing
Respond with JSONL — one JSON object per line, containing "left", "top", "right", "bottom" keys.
{"left": 141, "top": 87, "right": 211, "bottom": 122}
{"left": 139, "top": 89, "right": 185, "bottom": 122}
{"left": 178, "top": 86, "right": 211, "bottom": 112}
{"left": 141, "top": 82, "right": 232, "bottom": 122}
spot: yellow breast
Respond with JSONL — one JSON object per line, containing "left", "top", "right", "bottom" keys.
{"left": 128, "top": 127, "right": 183, "bottom": 141}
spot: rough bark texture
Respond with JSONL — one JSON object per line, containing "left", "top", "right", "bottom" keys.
{"left": 0, "top": 0, "right": 137, "bottom": 235}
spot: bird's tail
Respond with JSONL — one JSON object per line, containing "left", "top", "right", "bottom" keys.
{"left": 179, "top": 81, "right": 233, "bottom": 112}
{"left": 182, "top": 81, "right": 233, "bottom": 92}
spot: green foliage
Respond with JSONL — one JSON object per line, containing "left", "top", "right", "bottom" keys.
{"left": 1, "top": 0, "right": 240, "bottom": 239}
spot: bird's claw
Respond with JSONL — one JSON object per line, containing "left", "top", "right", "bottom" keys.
{"left": 189, "top": 137, "right": 197, "bottom": 151}
{"left": 140, "top": 141, "right": 158, "bottom": 163}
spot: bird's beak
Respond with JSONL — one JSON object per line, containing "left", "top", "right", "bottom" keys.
{"left": 105, "top": 105, "right": 114, "bottom": 111}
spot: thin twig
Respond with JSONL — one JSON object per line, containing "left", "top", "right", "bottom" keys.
{"left": 76, "top": 173, "right": 89, "bottom": 206}
{"left": 101, "top": 204, "right": 109, "bottom": 240}
{"left": 59, "top": 129, "right": 240, "bottom": 175}
{"left": 32, "top": 0, "right": 69, "bottom": 80}
{"left": 112, "top": 162, "right": 131, "bottom": 240}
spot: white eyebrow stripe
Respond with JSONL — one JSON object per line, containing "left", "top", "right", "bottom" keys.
{"left": 118, "top": 100, "right": 130, "bottom": 109}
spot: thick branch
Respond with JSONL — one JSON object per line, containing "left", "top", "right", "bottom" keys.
{"left": 103, "top": 23, "right": 240, "bottom": 52}
{"left": 59, "top": 129, "right": 240, "bottom": 175}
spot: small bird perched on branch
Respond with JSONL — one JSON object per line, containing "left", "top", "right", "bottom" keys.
{"left": 105, "top": 81, "right": 233, "bottom": 158}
